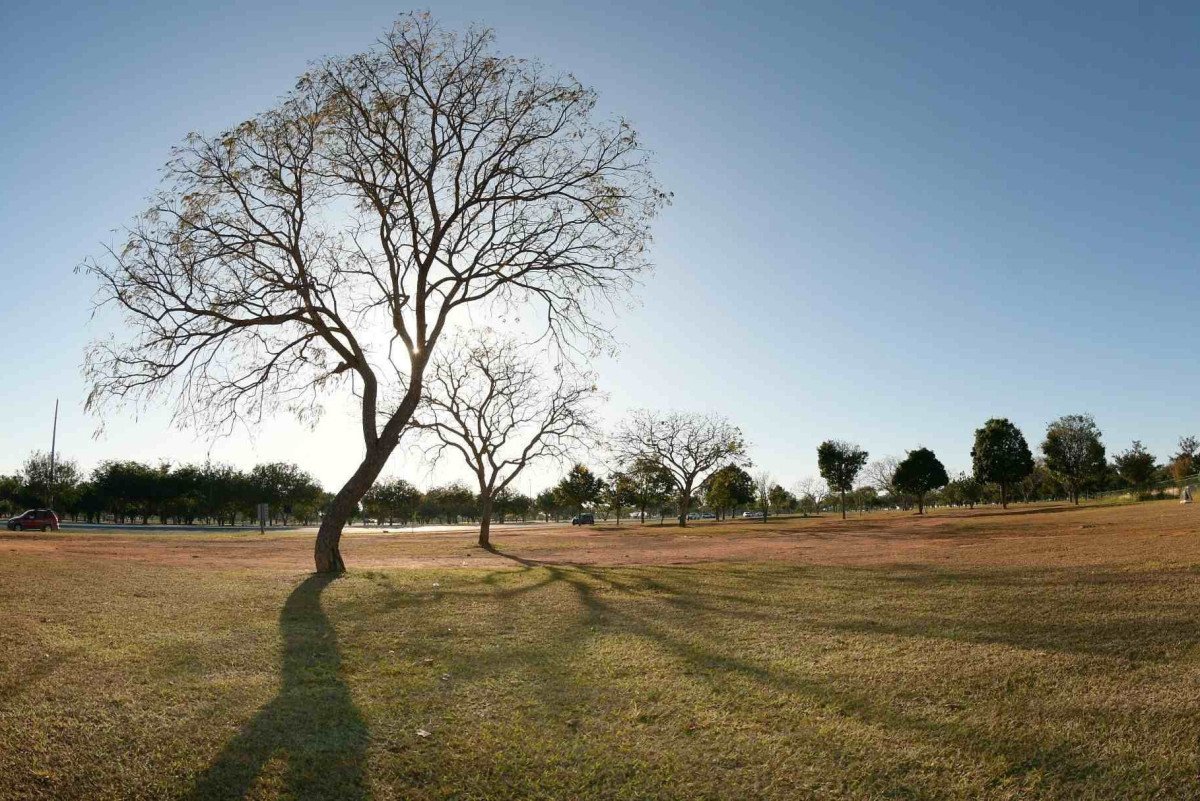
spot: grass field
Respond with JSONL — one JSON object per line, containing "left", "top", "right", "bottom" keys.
{"left": 3, "top": 502, "right": 1200, "bottom": 799}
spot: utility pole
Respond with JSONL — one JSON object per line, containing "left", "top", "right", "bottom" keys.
{"left": 49, "top": 398, "right": 59, "bottom": 508}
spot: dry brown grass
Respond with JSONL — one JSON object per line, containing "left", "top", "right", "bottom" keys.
{"left": 2, "top": 500, "right": 1200, "bottom": 799}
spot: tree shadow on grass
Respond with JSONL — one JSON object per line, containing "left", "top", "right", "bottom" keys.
{"left": 470, "top": 555, "right": 1125, "bottom": 788}
{"left": 188, "top": 574, "right": 368, "bottom": 800}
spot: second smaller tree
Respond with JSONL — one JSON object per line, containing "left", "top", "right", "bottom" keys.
{"left": 971, "top": 418, "right": 1034, "bottom": 509}
{"left": 415, "top": 332, "right": 597, "bottom": 548}
{"left": 892, "top": 448, "right": 949, "bottom": 514}
{"left": 817, "top": 440, "right": 869, "bottom": 520}
{"left": 1041, "top": 414, "right": 1106, "bottom": 505}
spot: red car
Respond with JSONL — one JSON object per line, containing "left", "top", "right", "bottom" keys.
{"left": 6, "top": 509, "right": 59, "bottom": 531}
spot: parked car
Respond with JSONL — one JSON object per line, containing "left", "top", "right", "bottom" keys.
{"left": 701, "top": 512, "right": 716, "bottom": 519}
{"left": 687, "top": 512, "right": 701, "bottom": 520}
{"left": 742, "top": 510, "right": 765, "bottom": 518}
{"left": 7, "top": 509, "right": 59, "bottom": 531}
{"left": 571, "top": 513, "right": 595, "bottom": 526}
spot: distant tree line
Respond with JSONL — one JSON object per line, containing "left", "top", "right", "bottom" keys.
{"left": 808, "top": 415, "right": 1200, "bottom": 517}
{"left": 0, "top": 455, "right": 324, "bottom": 525}
{"left": 5, "top": 411, "right": 1195, "bottom": 531}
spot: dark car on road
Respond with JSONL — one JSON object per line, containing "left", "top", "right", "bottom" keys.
{"left": 571, "top": 513, "right": 595, "bottom": 526}
{"left": 7, "top": 509, "right": 59, "bottom": 531}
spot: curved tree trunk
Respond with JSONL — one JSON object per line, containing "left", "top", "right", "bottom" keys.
{"left": 315, "top": 446, "right": 393, "bottom": 572}
{"left": 313, "top": 371, "right": 424, "bottom": 573}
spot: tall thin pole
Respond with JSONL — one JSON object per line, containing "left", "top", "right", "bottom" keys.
{"left": 49, "top": 399, "right": 58, "bottom": 509}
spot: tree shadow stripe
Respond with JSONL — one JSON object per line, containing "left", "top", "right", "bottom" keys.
{"left": 188, "top": 574, "right": 368, "bottom": 800}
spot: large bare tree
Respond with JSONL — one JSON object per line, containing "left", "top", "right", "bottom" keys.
{"left": 414, "top": 331, "right": 597, "bottom": 548}
{"left": 612, "top": 411, "right": 748, "bottom": 526}
{"left": 80, "top": 14, "right": 665, "bottom": 571}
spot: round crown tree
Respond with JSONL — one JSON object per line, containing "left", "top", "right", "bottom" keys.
{"left": 892, "top": 447, "right": 949, "bottom": 514}
{"left": 970, "top": 418, "right": 1034, "bottom": 509}
{"left": 80, "top": 14, "right": 666, "bottom": 571}
{"left": 817, "top": 440, "right": 869, "bottom": 520}
{"left": 1040, "top": 413, "right": 1106, "bottom": 505}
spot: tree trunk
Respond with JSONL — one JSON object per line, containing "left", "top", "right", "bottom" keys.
{"left": 677, "top": 485, "right": 692, "bottom": 527}
{"left": 1000, "top": 483, "right": 1008, "bottom": 509}
{"left": 841, "top": 489, "right": 847, "bottom": 520}
{"left": 917, "top": 494, "right": 924, "bottom": 514}
{"left": 314, "top": 444, "right": 392, "bottom": 573}
{"left": 478, "top": 493, "right": 493, "bottom": 549}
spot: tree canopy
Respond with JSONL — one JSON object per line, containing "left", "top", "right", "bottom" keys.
{"left": 702, "top": 464, "right": 755, "bottom": 520}
{"left": 414, "top": 331, "right": 597, "bottom": 547}
{"left": 553, "top": 464, "right": 604, "bottom": 512}
{"left": 970, "top": 418, "right": 1033, "bottom": 508}
{"left": 1113, "top": 441, "right": 1157, "bottom": 494}
{"left": 892, "top": 447, "right": 949, "bottom": 514}
{"left": 1040, "top": 414, "right": 1106, "bottom": 505}
{"left": 613, "top": 411, "right": 748, "bottom": 526}
{"left": 817, "top": 440, "right": 869, "bottom": 519}
{"left": 81, "top": 13, "right": 666, "bottom": 572}
{"left": 625, "top": 457, "right": 676, "bottom": 523}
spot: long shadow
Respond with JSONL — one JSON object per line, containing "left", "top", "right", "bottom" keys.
{"left": 188, "top": 574, "right": 368, "bottom": 800}
{"left": 942, "top": 504, "right": 1080, "bottom": 519}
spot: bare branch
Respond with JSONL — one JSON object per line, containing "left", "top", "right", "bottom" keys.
{"left": 79, "top": 12, "right": 666, "bottom": 570}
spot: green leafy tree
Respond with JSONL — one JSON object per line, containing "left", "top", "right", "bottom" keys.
{"left": 702, "top": 465, "right": 755, "bottom": 520}
{"left": 767, "top": 484, "right": 797, "bottom": 515}
{"left": 817, "top": 440, "right": 869, "bottom": 519}
{"left": 1018, "top": 460, "right": 1063, "bottom": 502}
{"left": 91, "top": 460, "right": 154, "bottom": 524}
{"left": 420, "top": 483, "right": 477, "bottom": 524}
{"left": 553, "top": 464, "right": 604, "bottom": 513}
{"left": 363, "top": 477, "right": 421, "bottom": 525}
{"left": 494, "top": 489, "right": 534, "bottom": 523}
{"left": 1169, "top": 435, "right": 1199, "bottom": 487}
{"left": 1040, "top": 414, "right": 1106, "bottom": 505}
{"left": 892, "top": 447, "right": 949, "bottom": 514}
{"left": 251, "top": 462, "right": 323, "bottom": 524}
{"left": 0, "top": 474, "right": 23, "bottom": 516}
{"left": 946, "top": 471, "right": 983, "bottom": 508}
{"left": 21, "top": 451, "right": 81, "bottom": 510}
{"left": 602, "top": 471, "right": 637, "bottom": 525}
{"left": 535, "top": 489, "right": 561, "bottom": 522}
{"left": 627, "top": 457, "right": 677, "bottom": 523}
{"left": 971, "top": 418, "right": 1033, "bottom": 509}
{"left": 1113, "top": 441, "right": 1157, "bottom": 496}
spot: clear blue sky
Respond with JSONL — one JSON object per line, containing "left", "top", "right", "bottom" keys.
{"left": 2, "top": 0, "right": 1198, "bottom": 491}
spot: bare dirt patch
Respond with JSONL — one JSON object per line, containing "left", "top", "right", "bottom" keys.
{"left": 6, "top": 501, "right": 1198, "bottom": 572}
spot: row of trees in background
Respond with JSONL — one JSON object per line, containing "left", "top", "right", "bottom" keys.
{"left": 7, "top": 411, "right": 1196, "bottom": 531}
{"left": 0, "top": 456, "right": 324, "bottom": 525}
{"left": 810, "top": 415, "right": 1199, "bottom": 517}
{"left": 541, "top": 413, "right": 1197, "bottom": 524}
